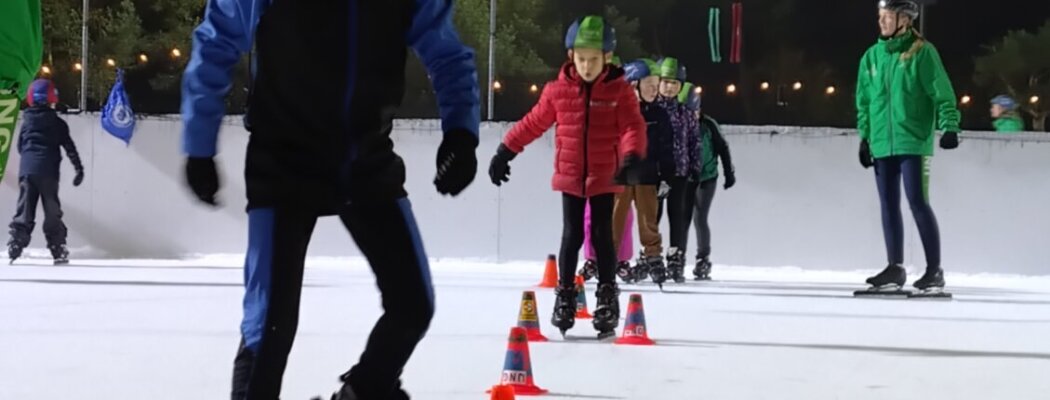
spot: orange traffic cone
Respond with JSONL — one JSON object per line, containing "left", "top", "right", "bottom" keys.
{"left": 516, "top": 291, "right": 548, "bottom": 342}
{"left": 537, "top": 255, "right": 558, "bottom": 288}
{"left": 615, "top": 293, "right": 656, "bottom": 346}
{"left": 488, "top": 384, "right": 516, "bottom": 400}
{"left": 574, "top": 275, "right": 592, "bottom": 319}
{"left": 487, "top": 327, "right": 548, "bottom": 396}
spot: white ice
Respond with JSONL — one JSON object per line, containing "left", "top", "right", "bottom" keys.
{"left": 2, "top": 257, "right": 1049, "bottom": 399}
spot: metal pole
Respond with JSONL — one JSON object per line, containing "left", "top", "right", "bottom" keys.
{"left": 487, "top": 0, "right": 496, "bottom": 120}
{"left": 80, "top": 0, "right": 88, "bottom": 112}
{"left": 919, "top": 4, "right": 926, "bottom": 35}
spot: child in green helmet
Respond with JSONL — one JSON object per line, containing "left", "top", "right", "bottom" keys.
{"left": 489, "top": 15, "right": 647, "bottom": 339}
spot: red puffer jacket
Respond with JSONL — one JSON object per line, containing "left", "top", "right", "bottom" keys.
{"left": 503, "top": 63, "right": 647, "bottom": 197}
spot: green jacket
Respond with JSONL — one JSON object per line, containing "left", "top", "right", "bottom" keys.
{"left": 697, "top": 115, "right": 732, "bottom": 183}
{"left": 856, "top": 31, "right": 961, "bottom": 158}
{"left": 0, "top": 0, "right": 42, "bottom": 98}
{"left": 993, "top": 115, "right": 1024, "bottom": 133}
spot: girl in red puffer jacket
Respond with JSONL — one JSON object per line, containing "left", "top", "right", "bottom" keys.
{"left": 488, "top": 15, "right": 647, "bottom": 339}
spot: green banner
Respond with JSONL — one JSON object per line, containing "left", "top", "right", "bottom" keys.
{"left": 0, "top": 90, "right": 19, "bottom": 185}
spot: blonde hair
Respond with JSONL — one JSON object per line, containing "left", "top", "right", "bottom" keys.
{"left": 900, "top": 27, "right": 926, "bottom": 61}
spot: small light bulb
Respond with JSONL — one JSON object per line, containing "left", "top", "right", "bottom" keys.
{"left": 760, "top": 82, "right": 770, "bottom": 91}
{"left": 826, "top": 86, "right": 836, "bottom": 95}
{"left": 171, "top": 48, "right": 182, "bottom": 58}
{"left": 106, "top": 59, "right": 116, "bottom": 67}
{"left": 726, "top": 84, "right": 737, "bottom": 94}
{"left": 41, "top": 65, "right": 51, "bottom": 75}
{"left": 793, "top": 81, "right": 803, "bottom": 91}
{"left": 960, "top": 95, "right": 972, "bottom": 105}
{"left": 694, "top": 86, "right": 703, "bottom": 94}
{"left": 1030, "top": 96, "right": 1040, "bottom": 104}
{"left": 529, "top": 84, "right": 538, "bottom": 93}
{"left": 493, "top": 81, "right": 502, "bottom": 90}
{"left": 73, "top": 63, "right": 83, "bottom": 71}
{"left": 139, "top": 54, "right": 149, "bottom": 63}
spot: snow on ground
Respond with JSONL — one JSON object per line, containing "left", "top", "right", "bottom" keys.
{"left": 2, "top": 257, "right": 1049, "bottom": 399}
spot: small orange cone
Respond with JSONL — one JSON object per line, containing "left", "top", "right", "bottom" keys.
{"left": 488, "top": 384, "right": 516, "bottom": 400}
{"left": 574, "top": 275, "right": 592, "bottom": 319}
{"left": 615, "top": 293, "right": 656, "bottom": 346}
{"left": 516, "top": 291, "right": 548, "bottom": 342}
{"left": 486, "top": 327, "right": 548, "bottom": 396}
{"left": 537, "top": 254, "right": 558, "bottom": 288}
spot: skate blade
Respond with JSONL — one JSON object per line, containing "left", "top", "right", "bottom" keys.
{"left": 908, "top": 289, "right": 952, "bottom": 300}
{"left": 597, "top": 330, "right": 617, "bottom": 341}
{"left": 854, "top": 285, "right": 911, "bottom": 298}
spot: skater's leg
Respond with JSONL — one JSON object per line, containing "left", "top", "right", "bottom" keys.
{"left": 619, "top": 207, "right": 634, "bottom": 262}
{"left": 232, "top": 207, "right": 317, "bottom": 400}
{"left": 902, "top": 156, "right": 941, "bottom": 269}
{"left": 666, "top": 177, "right": 690, "bottom": 250}
{"left": 874, "top": 157, "right": 904, "bottom": 265}
{"left": 634, "top": 185, "right": 662, "bottom": 256}
{"left": 611, "top": 187, "right": 633, "bottom": 257}
{"left": 338, "top": 198, "right": 435, "bottom": 399}
{"left": 8, "top": 176, "right": 39, "bottom": 250}
{"left": 35, "top": 176, "right": 67, "bottom": 248}
{"left": 583, "top": 202, "right": 595, "bottom": 261}
{"left": 588, "top": 194, "right": 617, "bottom": 284}
{"left": 692, "top": 178, "right": 717, "bottom": 259}
{"left": 559, "top": 194, "right": 587, "bottom": 287}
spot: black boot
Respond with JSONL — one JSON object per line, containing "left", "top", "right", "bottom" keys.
{"left": 666, "top": 248, "right": 686, "bottom": 283}
{"left": 49, "top": 244, "right": 69, "bottom": 265}
{"left": 8, "top": 243, "right": 23, "bottom": 264}
{"left": 592, "top": 282, "right": 620, "bottom": 339}
{"left": 913, "top": 268, "right": 945, "bottom": 291}
{"left": 631, "top": 252, "right": 651, "bottom": 281}
{"left": 319, "top": 377, "right": 410, "bottom": 400}
{"left": 693, "top": 256, "right": 712, "bottom": 281}
{"left": 865, "top": 264, "right": 907, "bottom": 290}
{"left": 648, "top": 255, "right": 667, "bottom": 286}
{"left": 551, "top": 285, "right": 577, "bottom": 335}
{"left": 615, "top": 261, "right": 635, "bottom": 284}
{"left": 577, "top": 259, "right": 597, "bottom": 281}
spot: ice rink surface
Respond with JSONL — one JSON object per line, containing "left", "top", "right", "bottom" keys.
{"left": 2, "top": 256, "right": 1048, "bottom": 400}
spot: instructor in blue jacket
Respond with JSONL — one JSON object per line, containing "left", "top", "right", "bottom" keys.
{"left": 180, "top": 1, "right": 480, "bottom": 399}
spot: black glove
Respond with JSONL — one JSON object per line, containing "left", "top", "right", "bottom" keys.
{"left": 434, "top": 129, "right": 479, "bottom": 196}
{"left": 185, "top": 157, "right": 220, "bottom": 206}
{"left": 488, "top": 144, "right": 517, "bottom": 186}
{"left": 73, "top": 168, "right": 84, "bottom": 187}
{"left": 859, "top": 140, "right": 874, "bottom": 169}
{"left": 940, "top": 132, "right": 959, "bottom": 150}
{"left": 723, "top": 170, "right": 736, "bottom": 190}
{"left": 614, "top": 153, "right": 643, "bottom": 185}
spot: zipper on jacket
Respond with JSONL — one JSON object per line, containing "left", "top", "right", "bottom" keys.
{"left": 885, "top": 55, "right": 896, "bottom": 156}
{"left": 581, "top": 83, "right": 593, "bottom": 197}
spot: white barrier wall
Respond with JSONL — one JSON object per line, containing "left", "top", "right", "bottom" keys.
{"left": 2, "top": 115, "right": 1048, "bottom": 275}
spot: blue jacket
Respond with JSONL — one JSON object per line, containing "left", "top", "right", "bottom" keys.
{"left": 18, "top": 105, "right": 82, "bottom": 178}
{"left": 181, "top": 0, "right": 480, "bottom": 210}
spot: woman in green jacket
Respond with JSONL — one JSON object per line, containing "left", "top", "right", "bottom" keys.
{"left": 0, "top": 0, "right": 43, "bottom": 184}
{"left": 855, "top": 0, "right": 960, "bottom": 295}
{"left": 990, "top": 95, "right": 1025, "bottom": 133}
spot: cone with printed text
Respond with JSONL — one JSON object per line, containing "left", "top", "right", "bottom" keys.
{"left": 537, "top": 254, "right": 558, "bottom": 288}
{"left": 574, "top": 275, "right": 592, "bottom": 319}
{"left": 516, "top": 291, "right": 548, "bottom": 342}
{"left": 486, "top": 327, "right": 548, "bottom": 396}
{"left": 615, "top": 293, "right": 656, "bottom": 345}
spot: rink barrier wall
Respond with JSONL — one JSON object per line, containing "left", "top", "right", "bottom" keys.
{"left": 1, "top": 115, "right": 1047, "bottom": 275}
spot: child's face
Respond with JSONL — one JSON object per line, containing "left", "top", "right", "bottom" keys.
{"left": 991, "top": 104, "right": 1005, "bottom": 118}
{"left": 639, "top": 76, "right": 661, "bottom": 102}
{"left": 660, "top": 79, "right": 682, "bottom": 98}
{"left": 571, "top": 48, "right": 609, "bottom": 83}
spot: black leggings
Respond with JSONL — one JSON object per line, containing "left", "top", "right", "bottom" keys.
{"left": 666, "top": 177, "right": 698, "bottom": 254}
{"left": 561, "top": 193, "right": 616, "bottom": 286}
{"left": 692, "top": 178, "right": 717, "bottom": 259}
{"left": 875, "top": 156, "right": 941, "bottom": 269}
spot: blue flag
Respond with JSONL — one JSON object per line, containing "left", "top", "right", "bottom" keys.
{"left": 101, "top": 69, "right": 135, "bottom": 145}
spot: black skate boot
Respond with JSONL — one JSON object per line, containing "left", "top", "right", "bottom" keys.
{"left": 667, "top": 248, "right": 686, "bottom": 283}
{"left": 8, "top": 243, "right": 23, "bottom": 265}
{"left": 551, "top": 285, "right": 577, "bottom": 336}
{"left": 616, "top": 261, "right": 635, "bottom": 284}
{"left": 592, "top": 282, "right": 621, "bottom": 340}
{"left": 854, "top": 264, "right": 909, "bottom": 298}
{"left": 631, "top": 252, "right": 651, "bottom": 281}
{"left": 693, "top": 256, "right": 712, "bottom": 281}
{"left": 648, "top": 255, "right": 667, "bottom": 288}
{"left": 316, "top": 375, "right": 410, "bottom": 400}
{"left": 578, "top": 259, "right": 597, "bottom": 281}
{"left": 910, "top": 268, "right": 952, "bottom": 299}
{"left": 49, "top": 244, "right": 69, "bottom": 265}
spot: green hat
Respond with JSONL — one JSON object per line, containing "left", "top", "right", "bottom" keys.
{"left": 609, "top": 55, "right": 622, "bottom": 66}
{"left": 565, "top": 16, "right": 617, "bottom": 52}
{"left": 657, "top": 57, "right": 687, "bottom": 81}
{"left": 678, "top": 82, "right": 695, "bottom": 104}
{"left": 640, "top": 58, "right": 658, "bottom": 74}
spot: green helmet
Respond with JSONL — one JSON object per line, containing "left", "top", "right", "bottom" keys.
{"left": 678, "top": 82, "right": 695, "bottom": 104}
{"left": 640, "top": 58, "right": 658, "bottom": 75}
{"left": 609, "top": 55, "right": 622, "bottom": 66}
{"left": 565, "top": 16, "right": 617, "bottom": 52}
{"left": 657, "top": 57, "right": 687, "bottom": 81}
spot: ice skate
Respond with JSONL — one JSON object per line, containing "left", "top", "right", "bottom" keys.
{"left": 666, "top": 248, "right": 686, "bottom": 284}
{"left": 49, "top": 244, "right": 69, "bottom": 265}
{"left": 592, "top": 282, "right": 620, "bottom": 340}
{"left": 631, "top": 252, "right": 651, "bottom": 281}
{"left": 8, "top": 243, "right": 22, "bottom": 264}
{"left": 648, "top": 255, "right": 668, "bottom": 288}
{"left": 854, "top": 264, "right": 910, "bottom": 298}
{"left": 551, "top": 285, "right": 577, "bottom": 336}
{"left": 909, "top": 268, "right": 952, "bottom": 299}
{"left": 578, "top": 259, "right": 597, "bottom": 281}
{"left": 693, "top": 256, "right": 712, "bottom": 281}
{"left": 616, "top": 261, "right": 635, "bottom": 284}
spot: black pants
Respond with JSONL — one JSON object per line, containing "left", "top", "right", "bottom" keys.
{"left": 692, "top": 178, "right": 718, "bottom": 259}
{"left": 875, "top": 156, "right": 941, "bottom": 269}
{"left": 232, "top": 198, "right": 434, "bottom": 400}
{"left": 8, "top": 175, "right": 67, "bottom": 248}
{"left": 665, "top": 177, "right": 698, "bottom": 254}
{"left": 560, "top": 194, "right": 616, "bottom": 286}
